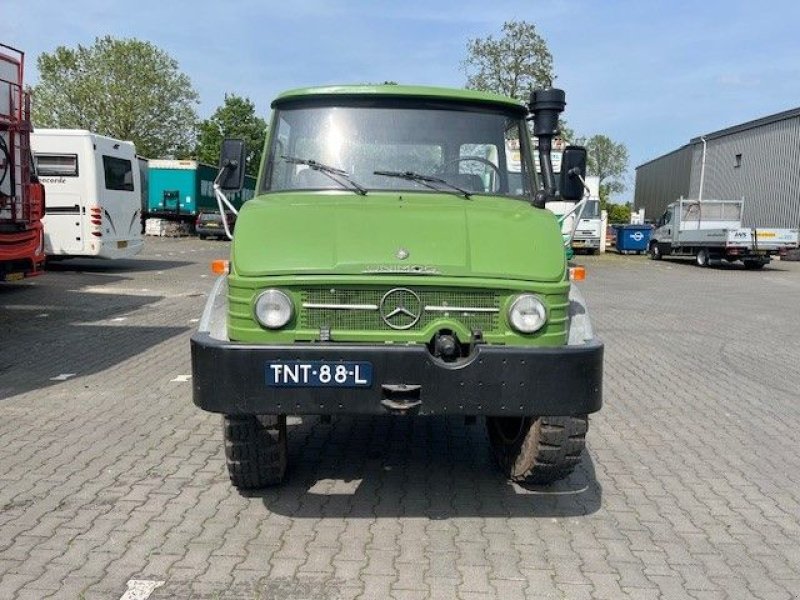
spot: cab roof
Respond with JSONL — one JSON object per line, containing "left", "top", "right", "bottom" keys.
{"left": 272, "top": 84, "right": 528, "bottom": 114}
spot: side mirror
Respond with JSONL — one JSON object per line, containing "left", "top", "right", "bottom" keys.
{"left": 218, "top": 138, "right": 246, "bottom": 191}
{"left": 558, "top": 145, "right": 587, "bottom": 201}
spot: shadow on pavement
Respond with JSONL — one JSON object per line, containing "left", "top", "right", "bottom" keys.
{"left": 0, "top": 285, "right": 187, "bottom": 399}
{"left": 45, "top": 257, "right": 193, "bottom": 273}
{"left": 253, "top": 415, "right": 602, "bottom": 519}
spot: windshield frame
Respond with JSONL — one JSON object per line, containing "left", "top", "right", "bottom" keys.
{"left": 260, "top": 98, "right": 537, "bottom": 201}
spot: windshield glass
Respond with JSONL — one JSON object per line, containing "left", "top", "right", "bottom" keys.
{"left": 263, "top": 103, "right": 535, "bottom": 198}
{"left": 581, "top": 199, "right": 601, "bottom": 219}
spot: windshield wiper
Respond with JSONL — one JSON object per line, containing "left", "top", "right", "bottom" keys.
{"left": 281, "top": 155, "right": 367, "bottom": 196}
{"left": 373, "top": 170, "right": 471, "bottom": 199}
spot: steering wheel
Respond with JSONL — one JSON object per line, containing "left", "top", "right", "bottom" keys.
{"left": 440, "top": 156, "right": 501, "bottom": 192}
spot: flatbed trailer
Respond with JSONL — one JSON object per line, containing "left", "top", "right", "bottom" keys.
{"left": 649, "top": 198, "right": 799, "bottom": 268}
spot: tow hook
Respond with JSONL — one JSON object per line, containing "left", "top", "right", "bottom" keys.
{"left": 380, "top": 384, "right": 422, "bottom": 414}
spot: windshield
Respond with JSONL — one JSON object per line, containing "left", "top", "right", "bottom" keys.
{"left": 581, "top": 199, "right": 601, "bottom": 219}
{"left": 263, "top": 102, "right": 535, "bottom": 199}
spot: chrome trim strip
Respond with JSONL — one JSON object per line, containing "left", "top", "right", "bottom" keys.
{"left": 303, "top": 302, "right": 379, "bottom": 310}
{"left": 424, "top": 305, "right": 500, "bottom": 313}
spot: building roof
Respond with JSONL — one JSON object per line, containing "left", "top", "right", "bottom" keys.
{"left": 637, "top": 104, "right": 800, "bottom": 170}
{"left": 272, "top": 84, "right": 528, "bottom": 113}
{"left": 635, "top": 143, "right": 692, "bottom": 170}
{"left": 689, "top": 105, "right": 800, "bottom": 143}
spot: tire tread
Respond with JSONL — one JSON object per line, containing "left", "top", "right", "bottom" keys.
{"left": 223, "top": 415, "right": 287, "bottom": 489}
{"left": 488, "top": 415, "right": 588, "bottom": 485}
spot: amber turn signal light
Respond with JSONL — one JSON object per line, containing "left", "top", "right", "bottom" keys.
{"left": 211, "top": 260, "right": 230, "bottom": 275}
{"left": 569, "top": 266, "right": 586, "bottom": 281}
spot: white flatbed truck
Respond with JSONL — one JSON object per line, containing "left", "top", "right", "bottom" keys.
{"left": 649, "top": 198, "right": 799, "bottom": 269}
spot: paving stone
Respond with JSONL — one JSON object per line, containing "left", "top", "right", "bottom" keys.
{"left": 1, "top": 241, "right": 800, "bottom": 599}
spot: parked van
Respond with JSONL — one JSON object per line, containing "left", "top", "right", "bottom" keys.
{"left": 31, "top": 129, "right": 144, "bottom": 259}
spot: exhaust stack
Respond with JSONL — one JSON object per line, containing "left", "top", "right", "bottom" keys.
{"left": 529, "top": 88, "right": 566, "bottom": 207}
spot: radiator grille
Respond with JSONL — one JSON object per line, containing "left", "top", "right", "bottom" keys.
{"left": 300, "top": 287, "right": 501, "bottom": 332}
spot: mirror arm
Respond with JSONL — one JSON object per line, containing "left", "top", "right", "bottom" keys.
{"left": 570, "top": 167, "right": 591, "bottom": 195}
{"left": 213, "top": 160, "right": 236, "bottom": 187}
{"left": 212, "top": 161, "right": 240, "bottom": 241}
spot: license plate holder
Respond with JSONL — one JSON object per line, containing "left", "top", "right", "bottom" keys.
{"left": 266, "top": 360, "right": 373, "bottom": 388}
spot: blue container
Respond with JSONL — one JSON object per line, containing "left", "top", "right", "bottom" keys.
{"left": 614, "top": 224, "right": 653, "bottom": 254}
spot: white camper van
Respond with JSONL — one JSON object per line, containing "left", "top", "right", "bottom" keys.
{"left": 31, "top": 130, "right": 144, "bottom": 259}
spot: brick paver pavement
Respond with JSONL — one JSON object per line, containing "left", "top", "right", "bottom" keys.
{"left": 1, "top": 237, "right": 798, "bottom": 599}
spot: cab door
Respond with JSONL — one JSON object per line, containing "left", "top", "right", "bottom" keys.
{"left": 653, "top": 208, "right": 673, "bottom": 243}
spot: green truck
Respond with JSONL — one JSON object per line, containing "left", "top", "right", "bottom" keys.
{"left": 191, "top": 85, "right": 603, "bottom": 488}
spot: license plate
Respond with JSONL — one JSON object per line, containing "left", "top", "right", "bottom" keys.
{"left": 205, "top": 223, "right": 219, "bottom": 228}
{"left": 266, "top": 360, "right": 373, "bottom": 388}
{"left": 117, "top": 241, "right": 128, "bottom": 249}
{"left": 572, "top": 240, "right": 585, "bottom": 247}
{"left": 4, "top": 272, "right": 24, "bottom": 282}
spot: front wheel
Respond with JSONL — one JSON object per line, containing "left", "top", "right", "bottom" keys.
{"left": 223, "top": 415, "right": 287, "bottom": 489}
{"left": 649, "top": 242, "right": 662, "bottom": 260}
{"left": 486, "top": 415, "right": 587, "bottom": 484}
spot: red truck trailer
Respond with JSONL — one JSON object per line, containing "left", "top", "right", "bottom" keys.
{"left": 0, "top": 44, "right": 44, "bottom": 281}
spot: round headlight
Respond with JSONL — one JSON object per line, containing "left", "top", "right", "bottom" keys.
{"left": 254, "top": 289, "right": 294, "bottom": 329}
{"left": 508, "top": 294, "right": 547, "bottom": 333}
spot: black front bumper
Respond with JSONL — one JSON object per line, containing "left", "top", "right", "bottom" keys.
{"left": 191, "top": 332, "right": 603, "bottom": 417}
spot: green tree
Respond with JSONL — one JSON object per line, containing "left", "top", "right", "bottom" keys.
{"left": 584, "top": 134, "right": 629, "bottom": 203}
{"left": 32, "top": 36, "right": 199, "bottom": 158}
{"left": 463, "top": 20, "right": 555, "bottom": 102}
{"left": 607, "top": 202, "right": 632, "bottom": 224}
{"left": 196, "top": 94, "right": 268, "bottom": 177}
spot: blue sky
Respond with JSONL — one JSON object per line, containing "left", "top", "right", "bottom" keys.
{"left": 7, "top": 0, "right": 800, "bottom": 201}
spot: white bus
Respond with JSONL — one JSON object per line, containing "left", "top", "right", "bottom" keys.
{"left": 31, "top": 129, "right": 144, "bottom": 259}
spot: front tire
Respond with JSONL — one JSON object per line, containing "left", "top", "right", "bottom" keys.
{"left": 649, "top": 242, "right": 662, "bottom": 260}
{"left": 223, "top": 415, "right": 287, "bottom": 489}
{"left": 486, "top": 415, "right": 587, "bottom": 484}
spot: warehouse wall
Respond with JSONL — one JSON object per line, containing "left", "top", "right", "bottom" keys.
{"left": 687, "top": 116, "right": 800, "bottom": 228}
{"left": 634, "top": 145, "right": 693, "bottom": 221}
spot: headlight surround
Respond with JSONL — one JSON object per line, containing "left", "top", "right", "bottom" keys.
{"left": 508, "top": 294, "right": 547, "bottom": 334}
{"left": 254, "top": 289, "right": 294, "bottom": 329}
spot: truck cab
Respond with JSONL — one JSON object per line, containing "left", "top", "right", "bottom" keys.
{"left": 572, "top": 195, "right": 602, "bottom": 253}
{"left": 191, "top": 85, "right": 603, "bottom": 488}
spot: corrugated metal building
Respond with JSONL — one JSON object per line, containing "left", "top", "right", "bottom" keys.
{"left": 634, "top": 107, "right": 800, "bottom": 228}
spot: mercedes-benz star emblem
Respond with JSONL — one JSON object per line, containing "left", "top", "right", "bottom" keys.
{"left": 396, "top": 248, "right": 410, "bottom": 260}
{"left": 380, "top": 288, "right": 422, "bottom": 330}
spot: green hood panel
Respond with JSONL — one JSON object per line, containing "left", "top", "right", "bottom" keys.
{"left": 232, "top": 192, "right": 566, "bottom": 282}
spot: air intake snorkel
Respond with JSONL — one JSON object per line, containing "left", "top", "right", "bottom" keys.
{"left": 529, "top": 88, "right": 566, "bottom": 208}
